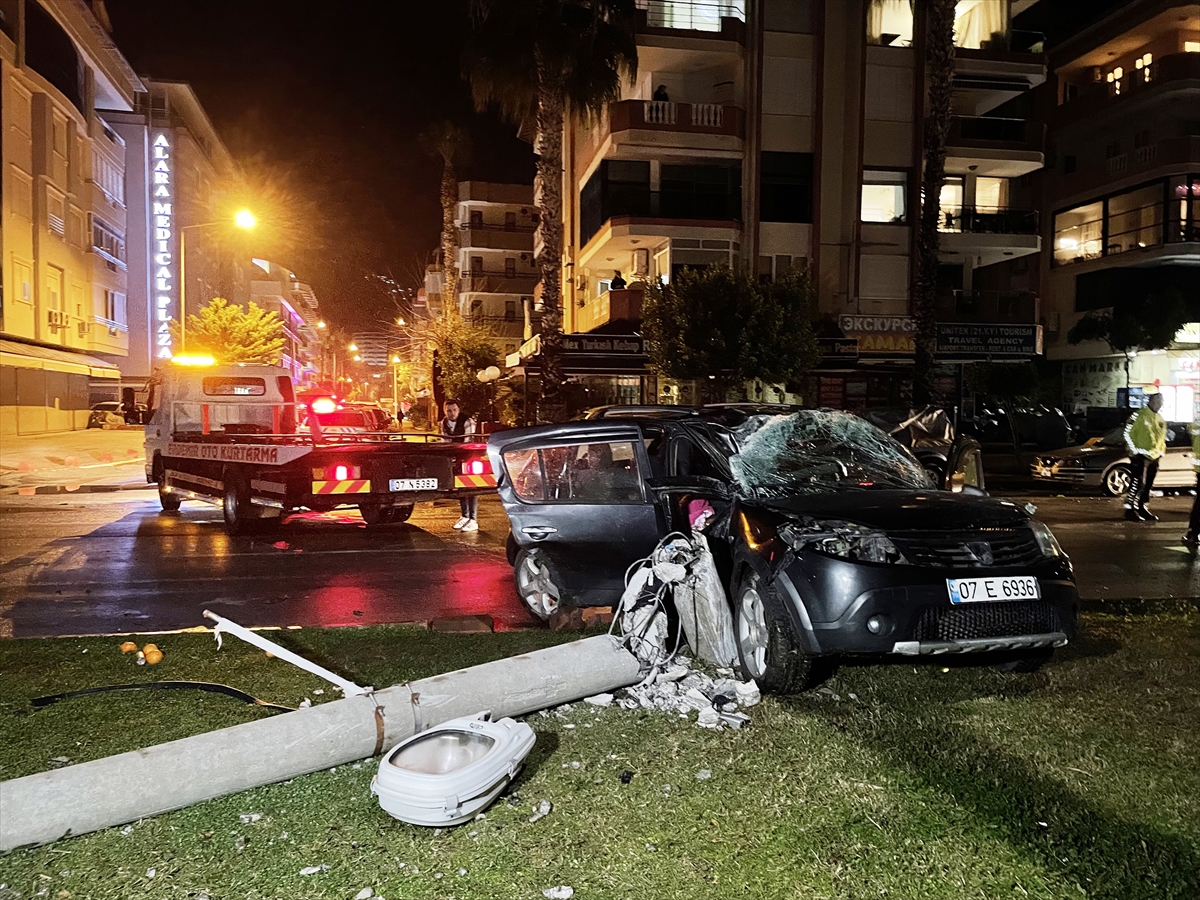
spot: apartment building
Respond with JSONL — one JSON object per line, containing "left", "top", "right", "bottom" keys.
{"left": 1, "top": 0, "right": 142, "bottom": 434}
{"left": 250, "top": 259, "right": 324, "bottom": 385}
{"left": 105, "top": 79, "right": 257, "bottom": 388}
{"left": 455, "top": 181, "right": 540, "bottom": 357}
{"left": 548, "top": 0, "right": 1050, "bottom": 409}
{"left": 1037, "top": 0, "right": 1199, "bottom": 419}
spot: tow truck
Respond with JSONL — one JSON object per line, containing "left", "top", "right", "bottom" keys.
{"left": 144, "top": 359, "right": 496, "bottom": 534}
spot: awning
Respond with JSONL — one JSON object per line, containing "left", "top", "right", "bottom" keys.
{"left": 0, "top": 339, "right": 122, "bottom": 379}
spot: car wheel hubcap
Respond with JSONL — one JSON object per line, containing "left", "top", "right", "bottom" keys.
{"left": 517, "top": 555, "right": 560, "bottom": 618}
{"left": 1108, "top": 469, "right": 1130, "bottom": 495}
{"left": 738, "top": 587, "right": 768, "bottom": 680}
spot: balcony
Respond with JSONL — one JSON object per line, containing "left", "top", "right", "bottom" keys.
{"left": 459, "top": 224, "right": 536, "bottom": 252}
{"left": 462, "top": 273, "right": 541, "bottom": 295}
{"left": 935, "top": 290, "right": 1038, "bottom": 326}
{"left": 1056, "top": 137, "right": 1200, "bottom": 204}
{"left": 576, "top": 289, "right": 645, "bottom": 334}
{"left": 939, "top": 207, "right": 1038, "bottom": 235}
{"left": 946, "top": 116, "right": 1044, "bottom": 178}
{"left": 938, "top": 206, "right": 1041, "bottom": 266}
{"left": 634, "top": 0, "right": 745, "bottom": 42}
{"left": 1057, "top": 52, "right": 1200, "bottom": 127}
{"left": 609, "top": 99, "right": 745, "bottom": 140}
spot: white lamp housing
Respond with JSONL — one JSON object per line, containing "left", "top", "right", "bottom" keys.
{"left": 371, "top": 712, "right": 536, "bottom": 826}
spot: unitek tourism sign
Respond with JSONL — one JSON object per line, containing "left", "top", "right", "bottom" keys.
{"left": 837, "top": 316, "right": 1042, "bottom": 359}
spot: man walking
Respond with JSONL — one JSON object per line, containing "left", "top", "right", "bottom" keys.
{"left": 440, "top": 399, "right": 479, "bottom": 532}
{"left": 1183, "top": 422, "right": 1200, "bottom": 547}
{"left": 1123, "top": 393, "right": 1166, "bottom": 522}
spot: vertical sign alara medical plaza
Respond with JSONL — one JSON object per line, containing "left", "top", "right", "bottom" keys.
{"left": 151, "top": 132, "right": 174, "bottom": 359}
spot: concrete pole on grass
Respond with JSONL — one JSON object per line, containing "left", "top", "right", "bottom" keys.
{"left": 1, "top": 635, "right": 640, "bottom": 851}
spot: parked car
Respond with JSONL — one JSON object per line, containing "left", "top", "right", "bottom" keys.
{"left": 298, "top": 408, "right": 378, "bottom": 435}
{"left": 1031, "top": 422, "right": 1196, "bottom": 495}
{"left": 88, "top": 400, "right": 146, "bottom": 428}
{"left": 489, "top": 407, "right": 1077, "bottom": 691}
{"left": 959, "top": 405, "right": 1074, "bottom": 484}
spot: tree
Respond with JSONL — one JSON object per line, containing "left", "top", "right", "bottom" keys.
{"left": 1068, "top": 288, "right": 1191, "bottom": 389}
{"left": 414, "top": 310, "right": 502, "bottom": 415}
{"left": 641, "top": 266, "right": 820, "bottom": 402}
{"left": 465, "top": 0, "right": 638, "bottom": 413}
{"left": 912, "top": 0, "right": 957, "bottom": 405}
{"left": 419, "top": 123, "right": 471, "bottom": 307}
{"left": 170, "top": 297, "right": 285, "bottom": 364}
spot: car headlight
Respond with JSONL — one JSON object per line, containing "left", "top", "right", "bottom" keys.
{"left": 779, "top": 520, "right": 908, "bottom": 565}
{"left": 1029, "top": 519, "right": 1065, "bottom": 558}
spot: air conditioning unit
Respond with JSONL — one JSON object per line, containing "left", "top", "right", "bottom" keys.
{"left": 48, "top": 310, "right": 65, "bottom": 327}
{"left": 632, "top": 248, "right": 650, "bottom": 276}
{"left": 78, "top": 319, "right": 92, "bottom": 336}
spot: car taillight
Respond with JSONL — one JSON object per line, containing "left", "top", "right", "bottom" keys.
{"left": 313, "top": 465, "right": 361, "bottom": 480}
{"left": 463, "top": 458, "right": 491, "bottom": 476}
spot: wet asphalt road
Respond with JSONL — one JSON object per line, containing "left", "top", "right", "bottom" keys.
{"left": 0, "top": 491, "right": 1197, "bottom": 638}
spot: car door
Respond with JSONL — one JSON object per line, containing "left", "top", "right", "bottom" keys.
{"left": 489, "top": 422, "right": 663, "bottom": 607}
{"left": 943, "top": 435, "right": 986, "bottom": 493}
{"left": 1157, "top": 431, "right": 1194, "bottom": 487}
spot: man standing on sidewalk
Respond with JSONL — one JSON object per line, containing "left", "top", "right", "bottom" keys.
{"left": 440, "top": 399, "right": 479, "bottom": 532}
{"left": 1184, "top": 423, "right": 1200, "bottom": 547}
{"left": 1123, "top": 393, "right": 1166, "bottom": 522}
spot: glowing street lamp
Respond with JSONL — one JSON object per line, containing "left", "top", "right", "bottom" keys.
{"left": 396, "top": 317, "right": 406, "bottom": 326}
{"left": 317, "top": 320, "right": 327, "bottom": 329}
{"left": 348, "top": 343, "right": 358, "bottom": 352}
{"left": 179, "top": 210, "right": 257, "bottom": 352}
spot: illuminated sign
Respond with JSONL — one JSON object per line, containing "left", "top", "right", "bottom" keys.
{"left": 151, "top": 132, "right": 174, "bottom": 359}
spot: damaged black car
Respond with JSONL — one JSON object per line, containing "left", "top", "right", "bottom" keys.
{"left": 488, "top": 407, "right": 1079, "bottom": 693}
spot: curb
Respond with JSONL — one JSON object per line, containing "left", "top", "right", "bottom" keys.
{"left": 2, "top": 481, "right": 149, "bottom": 496}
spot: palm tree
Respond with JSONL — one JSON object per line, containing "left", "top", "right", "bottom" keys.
{"left": 419, "top": 122, "right": 471, "bottom": 308}
{"left": 465, "top": 0, "right": 637, "bottom": 414}
{"left": 913, "top": 0, "right": 956, "bottom": 405}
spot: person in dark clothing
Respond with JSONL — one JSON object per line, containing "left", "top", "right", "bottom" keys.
{"left": 652, "top": 84, "right": 669, "bottom": 101}
{"left": 440, "top": 399, "right": 479, "bottom": 532}
{"left": 610, "top": 270, "right": 627, "bottom": 290}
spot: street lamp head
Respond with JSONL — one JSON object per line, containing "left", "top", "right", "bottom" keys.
{"left": 235, "top": 209, "right": 257, "bottom": 230}
{"left": 353, "top": 355, "right": 362, "bottom": 362}
{"left": 391, "top": 355, "right": 401, "bottom": 364}
{"left": 317, "top": 320, "right": 327, "bottom": 329}
{"left": 396, "top": 317, "right": 406, "bottom": 326}
{"left": 348, "top": 343, "right": 358, "bottom": 352}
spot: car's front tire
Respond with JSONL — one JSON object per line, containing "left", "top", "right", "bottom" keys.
{"left": 512, "top": 549, "right": 562, "bottom": 621}
{"left": 1103, "top": 464, "right": 1131, "bottom": 497}
{"left": 734, "top": 573, "right": 829, "bottom": 694}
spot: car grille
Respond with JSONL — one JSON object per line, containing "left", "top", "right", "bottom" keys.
{"left": 891, "top": 527, "right": 1043, "bottom": 569}
{"left": 914, "top": 600, "right": 1062, "bottom": 641}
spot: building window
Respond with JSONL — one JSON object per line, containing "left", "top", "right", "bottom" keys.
{"left": 866, "top": 0, "right": 912, "bottom": 46}
{"left": 505, "top": 300, "right": 517, "bottom": 321}
{"left": 46, "top": 189, "right": 66, "bottom": 236}
{"left": 92, "top": 218, "right": 126, "bottom": 263}
{"left": 10, "top": 169, "right": 33, "bottom": 219}
{"left": 1107, "top": 183, "right": 1163, "bottom": 254}
{"left": 471, "top": 256, "right": 483, "bottom": 275}
{"left": 1186, "top": 41, "right": 1200, "bottom": 53}
{"left": 101, "top": 289, "right": 126, "bottom": 324}
{"left": 866, "top": 1, "right": 1008, "bottom": 49}
{"left": 505, "top": 258, "right": 516, "bottom": 276}
{"left": 861, "top": 171, "right": 907, "bottom": 223}
{"left": 23, "top": 0, "right": 84, "bottom": 113}
{"left": 504, "top": 211, "right": 517, "bottom": 231}
{"left": 939, "top": 176, "right": 964, "bottom": 231}
{"left": 12, "top": 258, "right": 33, "bottom": 303}
{"left": 1053, "top": 201, "right": 1103, "bottom": 265}
{"left": 760, "top": 152, "right": 813, "bottom": 223}
{"left": 975, "top": 177, "right": 1009, "bottom": 212}
{"left": 92, "top": 151, "right": 126, "bottom": 204}
{"left": 470, "top": 209, "right": 483, "bottom": 229}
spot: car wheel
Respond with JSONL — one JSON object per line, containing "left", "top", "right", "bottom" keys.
{"left": 513, "top": 549, "right": 561, "bottom": 621}
{"left": 1103, "top": 464, "right": 1131, "bottom": 497}
{"left": 222, "top": 472, "right": 257, "bottom": 535}
{"left": 734, "top": 573, "right": 828, "bottom": 694}
{"left": 154, "top": 459, "right": 181, "bottom": 512}
{"left": 993, "top": 648, "right": 1053, "bottom": 673}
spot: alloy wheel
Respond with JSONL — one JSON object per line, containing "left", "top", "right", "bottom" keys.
{"left": 1105, "top": 466, "right": 1131, "bottom": 497}
{"left": 737, "top": 587, "right": 769, "bottom": 680}
{"left": 515, "top": 553, "right": 560, "bottom": 619}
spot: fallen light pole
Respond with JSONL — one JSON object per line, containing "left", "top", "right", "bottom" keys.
{"left": 0, "top": 634, "right": 640, "bottom": 852}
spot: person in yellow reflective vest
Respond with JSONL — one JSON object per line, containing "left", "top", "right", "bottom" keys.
{"left": 1184, "top": 422, "right": 1200, "bottom": 547}
{"left": 1123, "top": 393, "right": 1166, "bottom": 522}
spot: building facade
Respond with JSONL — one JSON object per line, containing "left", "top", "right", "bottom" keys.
{"left": 455, "top": 181, "right": 540, "bottom": 357}
{"left": 250, "top": 259, "right": 324, "bottom": 385}
{"left": 1, "top": 0, "right": 142, "bottom": 434}
{"left": 1036, "top": 0, "right": 1199, "bottom": 420}
{"left": 545, "top": 0, "right": 1050, "bottom": 409}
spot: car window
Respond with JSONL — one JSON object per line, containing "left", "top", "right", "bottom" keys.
{"left": 504, "top": 442, "right": 643, "bottom": 503}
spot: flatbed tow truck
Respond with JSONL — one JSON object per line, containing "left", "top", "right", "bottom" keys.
{"left": 144, "top": 361, "right": 495, "bottom": 534}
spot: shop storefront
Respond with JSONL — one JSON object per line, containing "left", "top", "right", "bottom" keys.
{"left": 504, "top": 334, "right": 656, "bottom": 418}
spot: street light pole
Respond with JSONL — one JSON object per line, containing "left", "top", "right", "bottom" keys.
{"left": 176, "top": 210, "right": 256, "bottom": 356}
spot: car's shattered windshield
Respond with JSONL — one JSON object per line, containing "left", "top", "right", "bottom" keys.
{"left": 729, "top": 410, "right": 936, "bottom": 496}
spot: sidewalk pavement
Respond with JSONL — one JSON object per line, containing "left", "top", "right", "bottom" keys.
{"left": 0, "top": 427, "right": 145, "bottom": 492}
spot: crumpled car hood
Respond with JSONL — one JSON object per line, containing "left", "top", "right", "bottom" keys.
{"left": 747, "top": 490, "right": 1030, "bottom": 532}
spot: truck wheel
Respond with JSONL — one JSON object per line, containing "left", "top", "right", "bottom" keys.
{"left": 222, "top": 472, "right": 257, "bottom": 535}
{"left": 154, "top": 459, "right": 181, "bottom": 512}
{"left": 389, "top": 504, "right": 414, "bottom": 523}
{"left": 359, "top": 501, "right": 389, "bottom": 526}
{"left": 734, "top": 573, "right": 831, "bottom": 694}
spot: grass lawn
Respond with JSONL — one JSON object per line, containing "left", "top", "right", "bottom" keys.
{"left": 0, "top": 611, "right": 1197, "bottom": 900}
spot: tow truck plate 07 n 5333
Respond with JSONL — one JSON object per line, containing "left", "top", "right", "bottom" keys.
{"left": 390, "top": 477, "right": 438, "bottom": 492}
{"left": 947, "top": 576, "right": 1040, "bottom": 603}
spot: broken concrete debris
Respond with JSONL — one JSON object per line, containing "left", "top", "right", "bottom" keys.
{"left": 543, "top": 887, "right": 575, "bottom": 899}
{"left": 604, "top": 655, "right": 761, "bottom": 732}
{"left": 528, "top": 799, "right": 553, "bottom": 823}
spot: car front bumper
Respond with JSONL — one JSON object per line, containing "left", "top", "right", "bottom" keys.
{"left": 1029, "top": 463, "right": 1102, "bottom": 488}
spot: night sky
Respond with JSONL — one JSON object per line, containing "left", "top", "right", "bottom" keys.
{"left": 104, "top": 0, "right": 535, "bottom": 331}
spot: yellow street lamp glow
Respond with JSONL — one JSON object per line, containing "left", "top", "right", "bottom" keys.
{"left": 391, "top": 355, "right": 401, "bottom": 364}
{"left": 348, "top": 343, "right": 358, "bottom": 352}
{"left": 353, "top": 355, "right": 362, "bottom": 362}
{"left": 317, "top": 320, "right": 327, "bottom": 329}
{"left": 396, "top": 317, "right": 406, "bottom": 326}
{"left": 171, "top": 354, "right": 216, "bottom": 367}
{"left": 234, "top": 209, "right": 257, "bottom": 229}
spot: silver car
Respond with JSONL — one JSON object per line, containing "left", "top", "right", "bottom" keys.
{"left": 1030, "top": 423, "right": 1196, "bottom": 496}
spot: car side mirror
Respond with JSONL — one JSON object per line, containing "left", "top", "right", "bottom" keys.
{"left": 959, "top": 484, "right": 988, "bottom": 497}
